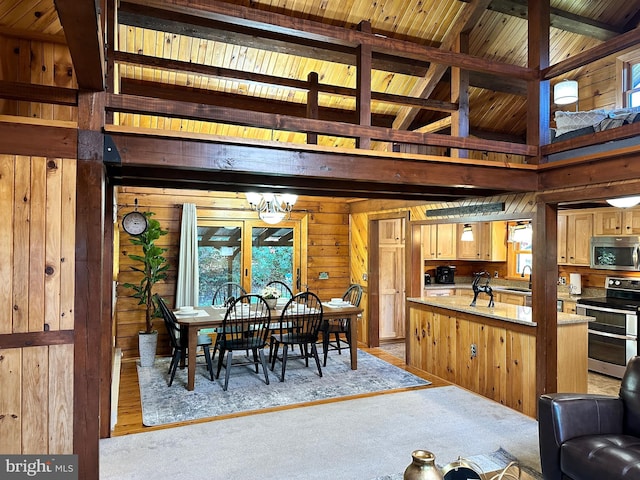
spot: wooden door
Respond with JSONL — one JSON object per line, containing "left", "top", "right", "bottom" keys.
{"left": 623, "top": 209, "right": 640, "bottom": 234}
{"left": 594, "top": 210, "right": 621, "bottom": 235}
{"left": 457, "top": 223, "right": 479, "bottom": 259}
{"left": 436, "top": 223, "right": 456, "bottom": 259}
{"left": 378, "top": 218, "right": 405, "bottom": 340}
{"left": 567, "top": 213, "right": 592, "bottom": 265}
{"left": 557, "top": 213, "right": 568, "bottom": 264}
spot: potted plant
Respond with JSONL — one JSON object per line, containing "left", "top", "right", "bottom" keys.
{"left": 261, "top": 285, "right": 281, "bottom": 310}
{"left": 123, "top": 212, "right": 169, "bottom": 367}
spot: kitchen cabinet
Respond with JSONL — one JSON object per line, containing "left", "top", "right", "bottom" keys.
{"left": 456, "top": 221, "right": 507, "bottom": 261}
{"left": 496, "top": 292, "right": 526, "bottom": 306}
{"left": 563, "top": 300, "right": 577, "bottom": 314}
{"left": 558, "top": 212, "right": 592, "bottom": 266}
{"left": 594, "top": 208, "right": 640, "bottom": 235}
{"left": 421, "top": 224, "right": 456, "bottom": 260}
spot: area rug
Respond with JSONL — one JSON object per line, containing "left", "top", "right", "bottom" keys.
{"left": 137, "top": 349, "right": 430, "bottom": 426}
{"left": 101, "top": 386, "right": 541, "bottom": 480}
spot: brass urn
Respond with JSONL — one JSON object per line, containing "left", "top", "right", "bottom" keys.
{"left": 403, "top": 450, "right": 444, "bottom": 480}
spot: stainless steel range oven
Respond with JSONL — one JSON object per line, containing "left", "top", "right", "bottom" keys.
{"left": 577, "top": 277, "right": 639, "bottom": 379}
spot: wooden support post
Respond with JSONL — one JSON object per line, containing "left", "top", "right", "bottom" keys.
{"left": 356, "top": 21, "right": 372, "bottom": 150}
{"left": 527, "top": 0, "right": 551, "bottom": 162}
{"left": 74, "top": 91, "right": 106, "bottom": 480}
{"left": 306, "top": 72, "right": 319, "bottom": 145}
{"left": 534, "top": 201, "right": 558, "bottom": 412}
{"left": 451, "top": 33, "right": 470, "bottom": 158}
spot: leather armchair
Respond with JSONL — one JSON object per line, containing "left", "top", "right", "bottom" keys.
{"left": 538, "top": 356, "right": 640, "bottom": 480}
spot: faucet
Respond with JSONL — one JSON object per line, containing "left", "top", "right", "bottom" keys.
{"left": 521, "top": 265, "right": 532, "bottom": 290}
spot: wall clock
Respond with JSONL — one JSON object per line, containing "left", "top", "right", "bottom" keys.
{"left": 122, "top": 211, "right": 148, "bottom": 236}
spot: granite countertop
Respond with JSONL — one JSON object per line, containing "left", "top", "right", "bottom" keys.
{"left": 407, "top": 296, "right": 594, "bottom": 326}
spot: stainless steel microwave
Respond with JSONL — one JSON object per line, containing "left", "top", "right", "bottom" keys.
{"left": 590, "top": 236, "right": 640, "bottom": 271}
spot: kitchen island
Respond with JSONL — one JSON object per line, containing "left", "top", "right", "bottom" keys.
{"left": 407, "top": 296, "right": 593, "bottom": 417}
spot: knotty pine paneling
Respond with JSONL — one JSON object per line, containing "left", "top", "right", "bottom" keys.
{"left": 0, "top": 36, "right": 77, "bottom": 122}
{"left": 0, "top": 155, "right": 76, "bottom": 334}
{"left": 0, "top": 154, "right": 76, "bottom": 455}
{"left": 116, "top": 187, "right": 352, "bottom": 359}
{"left": 0, "top": 344, "right": 74, "bottom": 454}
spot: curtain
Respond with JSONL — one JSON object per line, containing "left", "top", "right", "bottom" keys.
{"left": 175, "top": 203, "right": 199, "bottom": 307}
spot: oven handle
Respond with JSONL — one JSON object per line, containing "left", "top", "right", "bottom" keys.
{"left": 588, "top": 329, "right": 637, "bottom": 341}
{"left": 578, "top": 304, "right": 639, "bottom": 316}
{"left": 635, "top": 246, "right": 640, "bottom": 270}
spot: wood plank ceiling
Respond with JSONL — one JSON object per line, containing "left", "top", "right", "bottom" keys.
{"left": 2, "top": 0, "right": 640, "bottom": 200}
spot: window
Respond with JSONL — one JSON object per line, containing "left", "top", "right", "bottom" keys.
{"left": 197, "top": 219, "right": 302, "bottom": 305}
{"left": 619, "top": 52, "right": 640, "bottom": 107}
{"left": 507, "top": 221, "right": 532, "bottom": 279}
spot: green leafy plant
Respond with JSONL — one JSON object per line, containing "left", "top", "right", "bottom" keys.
{"left": 123, "top": 212, "right": 169, "bottom": 334}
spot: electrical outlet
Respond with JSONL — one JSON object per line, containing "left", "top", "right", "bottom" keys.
{"left": 470, "top": 343, "right": 477, "bottom": 358}
{"left": 362, "top": 273, "right": 368, "bottom": 281}
{"left": 494, "top": 271, "right": 499, "bottom": 278}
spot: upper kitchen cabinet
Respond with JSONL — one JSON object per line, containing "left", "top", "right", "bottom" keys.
{"left": 594, "top": 208, "right": 640, "bottom": 235}
{"left": 558, "top": 212, "right": 593, "bottom": 265}
{"left": 457, "top": 222, "right": 507, "bottom": 261}
{"left": 421, "top": 224, "right": 456, "bottom": 261}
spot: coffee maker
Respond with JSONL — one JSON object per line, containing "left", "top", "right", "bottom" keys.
{"left": 435, "top": 266, "right": 456, "bottom": 284}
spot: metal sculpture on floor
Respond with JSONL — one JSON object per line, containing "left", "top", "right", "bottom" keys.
{"left": 470, "top": 271, "right": 494, "bottom": 308}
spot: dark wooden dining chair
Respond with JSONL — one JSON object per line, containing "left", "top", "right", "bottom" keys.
{"left": 211, "top": 282, "right": 247, "bottom": 307}
{"left": 155, "top": 294, "right": 214, "bottom": 386}
{"left": 269, "top": 291, "right": 324, "bottom": 381}
{"left": 321, "top": 283, "right": 363, "bottom": 366}
{"left": 265, "top": 279, "right": 294, "bottom": 300}
{"left": 215, "top": 294, "right": 271, "bottom": 391}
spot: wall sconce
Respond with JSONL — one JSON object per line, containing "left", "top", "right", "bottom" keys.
{"left": 460, "top": 224, "right": 474, "bottom": 242}
{"left": 553, "top": 80, "right": 578, "bottom": 106}
{"left": 606, "top": 196, "right": 640, "bottom": 208}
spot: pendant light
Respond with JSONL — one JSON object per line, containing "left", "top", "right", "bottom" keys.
{"left": 460, "top": 224, "right": 474, "bottom": 242}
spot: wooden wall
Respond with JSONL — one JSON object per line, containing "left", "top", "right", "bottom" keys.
{"left": 0, "top": 154, "right": 76, "bottom": 454}
{"left": 115, "top": 187, "right": 352, "bottom": 360}
{"left": 0, "top": 35, "right": 76, "bottom": 121}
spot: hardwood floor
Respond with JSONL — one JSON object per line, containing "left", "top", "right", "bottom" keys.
{"left": 110, "top": 345, "right": 449, "bottom": 437}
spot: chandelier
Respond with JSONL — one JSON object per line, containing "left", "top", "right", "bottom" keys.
{"left": 245, "top": 192, "right": 298, "bottom": 224}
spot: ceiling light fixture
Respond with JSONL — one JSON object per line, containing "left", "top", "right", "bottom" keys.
{"left": 460, "top": 224, "right": 474, "bottom": 242}
{"left": 606, "top": 196, "right": 640, "bottom": 208}
{"left": 553, "top": 79, "right": 578, "bottom": 106}
{"left": 245, "top": 192, "right": 298, "bottom": 224}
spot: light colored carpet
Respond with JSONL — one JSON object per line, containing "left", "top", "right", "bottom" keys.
{"left": 100, "top": 385, "right": 541, "bottom": 480}
{"left": 137, "top": 349, "right": 430, "bottom": 426}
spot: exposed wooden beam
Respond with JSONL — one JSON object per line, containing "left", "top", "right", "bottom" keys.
{"left": 105, "top": 93, "right": 535, "bottom": 156}
{"left": 114, "top": 51, "right": 457, "bottom": 112}
{"left": 0, "top": 119, "right": 77, "bottom": 157}
{"left": 119, "top": 78, "right": 396, "bottom": 128}
{"left": 105, "top": 126, "right": 538, "bottom": 194}
{"left": 54, "top": 0, "right": 105, "bottom": 91}
{"left": 121, "top": 0, "right": 535, "bottom": 80}
{"left": 0, "top": 80, "right": 78, "bottom": 106}
{"left": 118, "top": 1, "right": 429, "bottom": 77}
{"left": 482, "top": 0, "right": 625, "bottom": 41}
{"left": 415, "top": 117, "right": 452, "bottom": 133}
{"left": 0, "top": 25, "right": 68, "bottom": 44}
{"left": 393, "top": 0, "right": 493, "bottom": 131}
{"left": 543, "top": 27, "right": 640, "bottom": 80}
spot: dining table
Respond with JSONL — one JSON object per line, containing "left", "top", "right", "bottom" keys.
{"left": 175, "top": 303, "right": 364, "bottom": 391}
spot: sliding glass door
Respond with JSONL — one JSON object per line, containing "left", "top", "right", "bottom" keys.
{"left": 197, "top": 219, "right": 302, "bottom": 304}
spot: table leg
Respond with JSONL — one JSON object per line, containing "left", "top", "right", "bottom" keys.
{"left": 349, "top": 312, "right": 357, "bottom": 369}
{"left": 187, "top": 325, "right": 197, "bottom": 391}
